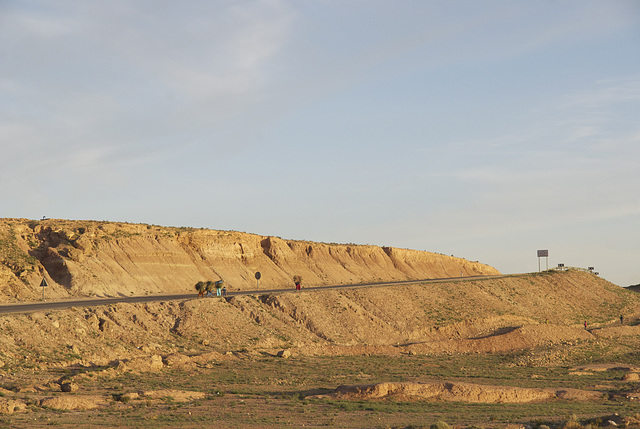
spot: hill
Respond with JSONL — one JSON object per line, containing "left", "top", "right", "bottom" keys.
{"left": 0, "top": 218, "right": 498, "bottom": 302}
{"left": 2, "top": 219, "right": 640, "bottom": 426}
{"left": 1, "top": 265, "right": 638, "bottom": 370}
{"left": 2, "top": 218, "right": 638, "bottom": 362}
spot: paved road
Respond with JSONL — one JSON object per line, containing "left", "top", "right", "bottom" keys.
{"left": 0, "top": 275, "right": 505, "bottom": 315}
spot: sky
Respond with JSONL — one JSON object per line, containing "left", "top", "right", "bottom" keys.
{"left": 1, "top": 1, "right": 639, "bottom": 286}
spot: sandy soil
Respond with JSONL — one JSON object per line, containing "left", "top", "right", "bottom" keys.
{"left": 2, "top": 219, "right": 640, "bottom": 427}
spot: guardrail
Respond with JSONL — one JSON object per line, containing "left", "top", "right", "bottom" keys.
{"left": 548, "top": 266, "right": 599, "bottom": 275}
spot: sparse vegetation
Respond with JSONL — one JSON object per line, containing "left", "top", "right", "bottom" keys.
{"left": 3, "top": 351, "right": 640, "bottom": 427}
{"left": 431, "top": 421, "right": 452, "bottom": 429}
{"left": 1, "top": 219, "right": 640, "bottom": 427}
{"left": 0, "top": 226, "right": 38, "bottom": 282}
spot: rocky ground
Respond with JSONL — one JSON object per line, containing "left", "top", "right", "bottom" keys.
{"left": 0, "top": 270, "right": 639, "bottom": 427}
{"left": 1, "top": 219, "right": 640, "bottom": 427}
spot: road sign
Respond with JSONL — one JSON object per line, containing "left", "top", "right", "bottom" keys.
{"left": 255, "top": 272, "right": 261, "bottom": 280}
{"left": 537, "top": 250, "right": 549, "bottom": 272}
{"left": 40, "top": 277, "right": 48, "bottom": 301}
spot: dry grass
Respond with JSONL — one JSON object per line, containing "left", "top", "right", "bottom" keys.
{"left": 2, "top": 350, "right": 640, "bottom": 428}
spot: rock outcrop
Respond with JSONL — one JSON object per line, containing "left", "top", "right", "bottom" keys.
{"left": 0, "top": 218, "right": 499, "bottom": 301}
{"left": 314, "top": 381, "right": 602, "bottom": 403}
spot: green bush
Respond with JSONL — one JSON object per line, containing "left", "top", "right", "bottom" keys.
{"left": 430, "top": 421, "right": 451, "bottom": 429}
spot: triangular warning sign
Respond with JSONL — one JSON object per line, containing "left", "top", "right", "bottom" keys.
{"left": 40, "top": 278, "right": 48, "bottom": 287}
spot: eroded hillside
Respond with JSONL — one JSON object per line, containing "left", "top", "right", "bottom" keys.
{"left": 0, "top": 218, "right": 498, "bottom": 302}
{"left": 1, "top": 269, "right": 638, "bottom": 374}
{"left": 2, "top": 219, "right": 640, "bottom": 426}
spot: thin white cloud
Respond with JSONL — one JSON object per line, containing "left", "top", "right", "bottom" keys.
{"left": 1, "top": 1, "right": 638, "bottom": 285}
{"left": 90, "top": 0, "right": 293, "bottom": 102}
{"left": 0, "top": 5, "right": 77, "bottom": 39}
{"left": 514, "top": 1, "right": 638, "bottom": 52}
{"left": 0, "top": 0, "right": 295, "bottom": 179}
{"left": 406, "top": 71, "right": 640, "bottom": 254}
{"left": 555, "top": 75, "right": 640, "bottom": 113}
{"left": 563, "top": 126, "right": 600, "bottom": 145}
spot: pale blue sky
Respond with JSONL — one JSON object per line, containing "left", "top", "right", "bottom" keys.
{"left": 1, "top": 1, "right": 639, "bottom": 286}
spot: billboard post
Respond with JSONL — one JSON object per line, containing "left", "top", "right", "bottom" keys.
{"left": 537, "top": 250, "right": 548, "bottom": 272}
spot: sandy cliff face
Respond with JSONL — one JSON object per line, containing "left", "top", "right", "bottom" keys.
{"left": 0, "top": 218, "right": 499, "bottom": 301}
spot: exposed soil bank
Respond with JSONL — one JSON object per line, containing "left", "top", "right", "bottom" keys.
{"left": 0, "top": 218, "right": 498, "bottom": 301}
{"left": 1, "top": 269, "right": 638, "bottom": 374}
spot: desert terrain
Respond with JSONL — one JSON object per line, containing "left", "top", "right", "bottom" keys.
{"left": 1, "top": 218, "right": 640, "bottom": 428}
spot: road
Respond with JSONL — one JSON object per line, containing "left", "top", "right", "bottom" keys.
{"left": 0, "top": 274, "right": 505, "bottom": 315}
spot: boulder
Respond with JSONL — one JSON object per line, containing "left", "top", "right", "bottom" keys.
{"left": 162, "top": 353, "right": 194, "bottom": 369}
{"left": 0, "top": 399, "right": 27, "bottom": 415}
{"left": 41, "top": 395, "right": 105, "bottom": 411}
{"left": 118, "top": 355, "right": 164, "bottom": 373}
{"left": 61, "top": 382, "right": 79, "bottom": 393}
{"left": 141, "top": 389, "right": 206, "bottom": 402}
{"left": 277, "top": 349, "right": 292, "bottom": 359}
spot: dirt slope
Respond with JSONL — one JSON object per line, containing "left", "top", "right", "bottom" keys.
{"left": 2, "top": 218, "right": 639, "bottom": 369}
{"left": 1, "top": 269, "right": 638, "bottom": 373}
{"left": 0, "top": 218, "right": 498, "bottom": 302}
{"left": 3, "top": 219, "right": 640, "bottom": 424}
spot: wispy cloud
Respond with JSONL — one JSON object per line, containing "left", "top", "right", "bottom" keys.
{"left": 0, "top": 0, "right": 295, "bottom": 175}
{"left": 1, "top": 1, "right": 638, "bottom": 284}
{"left": 555, "top": 75, "right": 640, "bottom": 114}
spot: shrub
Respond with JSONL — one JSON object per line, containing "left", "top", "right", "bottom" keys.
{"left": 430, "top": 421, "right": 451, "bottom": 429}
